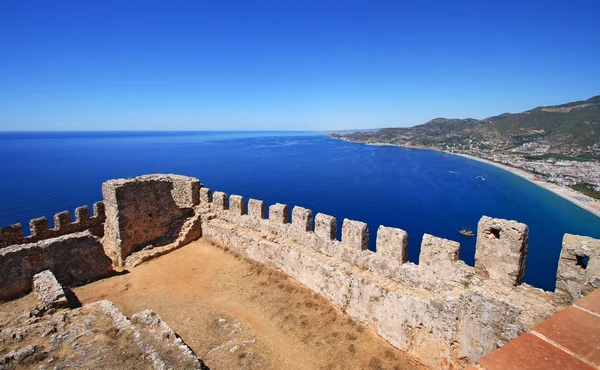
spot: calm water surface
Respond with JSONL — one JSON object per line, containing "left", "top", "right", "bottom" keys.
{"left": 1, "top": 131, "right": 599, "bottom": 291}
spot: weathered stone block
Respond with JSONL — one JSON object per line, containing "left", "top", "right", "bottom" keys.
{"left": 475, "top": 216, "right": 528, "bottom": 286}
{"left": 29, "top": 217, "right": 50, "bottom": 238}
{"left": 248, "top": 199, "right": 265, "bottom": 219}
{"left": 93, "top": 201, "right": 105, "bottom": 220}
{"left": 32, "top": 270, "right": 68, "bottom": 310}
{"left": 419, "top": 233, "right": 459, "bottom": 266}
{"left": 315, "top": 213, "right": 336, "bottom": 240}
{"left": 269, "top": 203, "right": 289, "bottom": 224}
{"left": 341, "top": 219, "right": 368, "bottom": 251}
{"left": 53, "top": 211, "right": 71, "bottom": 231}
{"left": 75, "top": 206, "right": 91, "bottom": 224}
{"left": 229, "top": 195, "right": 246, "bottom": 216}
{"left": 0, "top": 224, "right": 24, "bottom": 249}
{"left": 292, "top": 206, "right": 313, "bottom": 232}
{"left": 200, "top": 187, "right": 212, "bottom": 203}
{"left": 376, "top": 226, "right": 408, "bottom": 264}
{"left": 213, "top": 191, "right": 228, "bottom": 210}
{"left": 555, "top": 234, "right": 600, "bottom": 304}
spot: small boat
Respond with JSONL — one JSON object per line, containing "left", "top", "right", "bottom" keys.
{"left": 459, "top": 226, "right": 474, "bottom": 237}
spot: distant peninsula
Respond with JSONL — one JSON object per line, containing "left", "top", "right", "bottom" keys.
{"left": 329, "top": 95, "right": 600, "bottom": 216}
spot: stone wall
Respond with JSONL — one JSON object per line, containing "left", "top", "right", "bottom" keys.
{"left": 0, "top": 231, "right": 113, "bottom": 301}
{"left": 197, "top": 186, "right": 600, "bottom": 369}
{"left": 2, "top": 173, "right": 598, "bottom": 369}
{"left": 0, "top": 202, "right": 105, "bottom": 249}
{"left": 101, "top": 174, "right": 201, "bottom": 265}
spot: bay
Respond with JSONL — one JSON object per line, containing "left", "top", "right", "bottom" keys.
{"left": 1, "top": 131, "right": 599, "bottom": 291}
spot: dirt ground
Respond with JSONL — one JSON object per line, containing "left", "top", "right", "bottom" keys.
{"left": 73, "top": 239, "right": 428, "bottom": 370}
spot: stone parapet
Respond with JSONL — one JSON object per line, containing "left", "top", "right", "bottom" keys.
{"left": 475, "top": 216, "right": 529, "bottom": 286}
{"left": 555, "top": 233, "right": 600, "bottom": 305}
{"left": 197, "top": 185, "right": 599, "bottom": 369}
{"left": 0, "top": 202, "right": 106, "bottom": 249}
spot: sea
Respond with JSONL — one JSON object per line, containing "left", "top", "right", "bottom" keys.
{"left": 1, "top": 131, "right": 599, "bottom": 291}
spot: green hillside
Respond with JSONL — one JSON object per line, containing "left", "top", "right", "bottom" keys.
{"left": 332, "top": 95, "right": 600, "bottom": 156}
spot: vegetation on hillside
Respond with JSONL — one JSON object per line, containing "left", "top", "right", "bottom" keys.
{"left": 331, "top": 95, "right": 600, "bottom": 155}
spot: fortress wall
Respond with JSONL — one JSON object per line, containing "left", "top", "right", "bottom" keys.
{"left": 0, "top": 231, "right": 113, "bottom": 301}
{"left": 101, "top": 174, "right": 201, "bottom": 266}
{"left": 0, "top": 202, "right": 105, "bottom": 249}
{"left": 1, "top": 174, "right": 598, "bottom": 368}
{"left": 197, "top": 187, "right": 598, "bottom": 369}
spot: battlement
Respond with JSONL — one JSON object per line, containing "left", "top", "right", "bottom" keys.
{"left": 197, "top": 187, "right": 554, "bottom": 291}
{"left": 197, "top": 185, "right": 600, "bottom": 369}
{"left": 0, "top": 202, "right": 105, "bottom": 249}
{"left": 1, "top": 174, "right": 598, "bottom": 369}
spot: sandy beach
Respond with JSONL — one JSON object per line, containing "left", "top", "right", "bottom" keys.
{"left": 450, "top": 152, "right": 600, "bottom": 218}
{"left": 357, "top": 140, "right": 600, "bottom": 219}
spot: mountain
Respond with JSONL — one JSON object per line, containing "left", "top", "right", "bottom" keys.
{"left": 331, "top": 96, "right": 600, "bottom": 158}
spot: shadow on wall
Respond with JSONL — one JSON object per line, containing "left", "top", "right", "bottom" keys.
{"left": 101, "top": 174, "right": 201, "bottom": 266}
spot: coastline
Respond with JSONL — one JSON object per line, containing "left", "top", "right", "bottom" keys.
{"left": 449, "top": 152, "right": 600, "bottom": 218}
{"left": 346, "top": 139, "right": 600, "bottom": 219}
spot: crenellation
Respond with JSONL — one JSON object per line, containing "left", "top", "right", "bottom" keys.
{"left": 1, "top": 202, "right": 107, "bottom": 249}
{"left": 75, "top": 206, "right": 91, "bottom": 224}
{"left": 200, "top": 205, "right": 565, "bottom": 369}
{"left": 92, "top": 201, "right": 105, "bottom": 220}
{"left": 1, "top": 224, "right": 24, "bottom": 248}
{"left": 341, "top": 219, "right": 368, "bottom": 251}
{"left": 3, "top": 173, "right": 599, "bottom": 369}
{"left": 315, "top": 213, "right": 337, "bottom": 241}
{"left": 292, "top": 206, "right": 313, "bottom": 232}
{"left": 53, "top": 211, "right": 72, "bottom": 231}
{"left": 189, "top": 179, "right": 201, "bottom": 206}
{"left": 229, "top": 195, "right": 246, "bottom": 216}
{"left": 213, "top": 191, "right": 228, "bottom": 210}
{"left": 200, "top": 187, "right": 212, "bottom": 204}
{"left": 555, "top": 233, "right": 600, "bottom": 304}
{"left": 248, "top": 199, "right": 266, "bottom": 219}
{"left": 375, "top": 226, "right": 408, "bottom": 265}
{"left": 475, "top": 216, "right": 529, "bottom": 286}
{"left": 29, "top": 217, "right": 50, "bottom": 238}
{"left": 419, "top": 233, "right": 459, "bottom": 266}
{"left": 269, "top": 203, "right": 289, "bottom": 224}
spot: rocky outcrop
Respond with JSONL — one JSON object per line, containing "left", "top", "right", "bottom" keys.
{"left": 0, "top": 297, "right": 206, "bottom": 370}
{"left": 0, "top": 231, "right": 113, "bottom": 301}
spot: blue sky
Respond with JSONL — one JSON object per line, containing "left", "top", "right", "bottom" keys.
{"left": 1, "top": 1, "right": 599, "bottom": 131}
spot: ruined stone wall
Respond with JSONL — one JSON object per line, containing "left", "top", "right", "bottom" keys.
{"left": 0, "top": 231, "right": 113, "bottom": 301}
{"left": 0, "top": 202, "right": 105, "bottom": 249}
{"left": 101, "top": 174, "right": 201, "bottom": 265}
{"left": 197, "top": 186, "right": 600, "bottom": 370}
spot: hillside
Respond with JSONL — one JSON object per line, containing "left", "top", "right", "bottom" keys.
{"left": 332, "top": 96, "right": 600, "bottom": 158}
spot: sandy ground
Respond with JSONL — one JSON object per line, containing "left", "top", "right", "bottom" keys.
{"left": 73, "top": 239, "right": 428, "bottom": 370}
